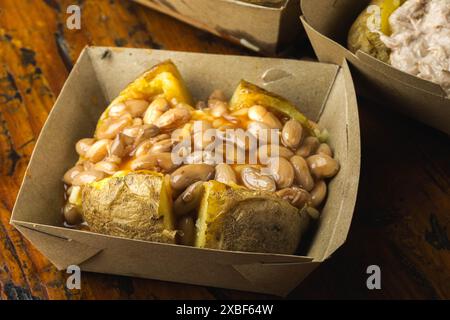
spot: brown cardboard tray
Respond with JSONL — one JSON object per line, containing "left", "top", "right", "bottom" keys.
{"left": 132, "top": 0, "right": 302, "bottom": 54}
{"left": 11, "top": 46, "right": 360, "bottom": 296}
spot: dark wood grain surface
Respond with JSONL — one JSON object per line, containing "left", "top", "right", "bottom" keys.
{"left": 0, "top": 0, "right": 449, "bottom": 300}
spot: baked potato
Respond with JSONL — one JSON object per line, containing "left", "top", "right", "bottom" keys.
{"left": 196, "top": 181, "right": 311, "bottom": 254}
{"left": 63, "top": 60, "right": 340, "bottom": 255}
{"left": 348, "top": 0, "right": 405, "bottom": 63}
{"left": 82, "top": 171, "right": 176, "bottom": 243}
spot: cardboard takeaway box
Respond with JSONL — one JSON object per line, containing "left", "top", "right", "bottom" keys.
{"left": 11, "top": 47, "right": 360, "bottom": 297}
{"left": 132, "top": 0, "right": 302, "bottom": 54}
{"left": 301, "top": 0, "right": 450, "bottom": 135}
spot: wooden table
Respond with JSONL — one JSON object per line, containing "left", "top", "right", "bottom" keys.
{"left": 0, "top": 0, "right": 449, "bottom": 300}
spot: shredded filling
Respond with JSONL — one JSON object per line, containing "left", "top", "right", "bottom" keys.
{"left": 381, "top": 0, "right": 450, "bottom": 96}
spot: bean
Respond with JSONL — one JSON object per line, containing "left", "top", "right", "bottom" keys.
{"left": 134, "top": 139, "right": 153, "bottom": 158}
{"left": 157, "top": 153, "right": 180, "bottom": 173}
{"left": 75, "top": 138, "right": 95, "bottom": 157}
{"left": 208, "top": 99, "right": 228, "bottom": 118}
{"left": 96, "top": 115, "right": 132, "bottom": 139}
{"left": 149, "top": 139, "right": 173, "bottom": 153}
{"left": 63, "top": 203, "right": 83, "bottom": 225}
{"left": 258, "top": 144, "right": 294, "bottom": 161}
{"left": 177, "top": 216, "right": 196, "bottom": 246}
{"left": 131, "top": 153, "right": 178, "bottom": 173}
{"left": 173, "top": 181, "right": 204, "bottom": 217}
{"left": 307, "top": 154, "right": 340, "bottom": 179}
{"left": 121, "top": 125, "right": 141, "bottom": 140}
{"left": 108, "top": 103, "right": 128, "bottom": 117}
{"left": 296, "top": 136, "right": 319, "bottom": 158}
{"left": 240, "top": 166, "right": 276, "bottom": 192}
{"left": 150, "top": 133, "right": 171, "bottom": 144}
{"left": 124, "top": 99, "right": 149, "bottom": 117}
{"left": 94, "top": 161, "right": 119, "bottom": 175}
{"left": 247, "top": 121, "right": 274, "bottom": 145}
{"left": 104, "top": 155, "right": 122, "bottom": 165}
{"left": 82, "top": 161, "right": 95, "bottom": 171}
{"left": 310, "top": 180, "right": 327, "bottom": 208}
{"left": 308, "top": 120, "right": 321, "bottom": 132}
{"left": 317, "top": 143, "right": 333, "bottom": 157}
{"left": 170, "top": 164, "right": 215, "bottom": 191}
{"left": 290, "top": 155, "right": 314, "bottom": 191}
{"left": 85, "top": 139, "right": 111, "bottom": 163}
{"left": 276, "top": 187, "right": 311, "bottom": 209}
{"left": 266, "top": 157, "right": 294, "bottom": 189}
{"left": 215, "top": 163, "right": 237, "bottom": 184}
{"left": 122, "top": 124, "right": 158, "bottom": 148}
{"left": 143, "top": 97, "right": 169, "bottom": 125}
{"left": 72, "top": 170, "right": 105, "bottom": 186}
{"left": 305, "top": 206, "right": 320, "bottom": 220}
{"left": 248, "top": 105, "right": 282, "bottom": 129}
{"left": 133, "top": 124, "right": 160, "bottom": 146}
{"left": 63, "top": 165, "right": 84, "bottom": 185}
{"left": 155, "top": 106, "right": 191, "bottom": 130}
{"left": 282, "top": 119, "right": 303, "bottom": 149}
{"left": 109, "top": 134, "right": 126, "bottom": 157}
{"left": 230, "top": 108, "right": 249, "bottom": 117}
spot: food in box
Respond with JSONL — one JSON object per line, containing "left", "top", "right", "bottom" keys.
{"left": 11, "top": 48, "right": 360, "bottom": 296}
{"left": 62, "top": 60, "right": 340, "bottom": 255}
{"left": 301, "top": 0, "right": 450, "bottom": 134}
{"left": 348, "top": 0, "right": 450, "bottom": 96}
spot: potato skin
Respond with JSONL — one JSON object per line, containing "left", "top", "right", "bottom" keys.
{"left": 347, "top": 0, "right": 405, "bottom": 63}
{"left": 196, "top": 181, "right": 310, "bottom": 255}
{"left": 82, "top": 172, "right": 176, "bottom": 243}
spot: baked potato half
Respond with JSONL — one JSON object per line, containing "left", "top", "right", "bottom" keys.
{"left": 348, "top": 0, "right": 405, "bottom": 63}
{"left": 196, "top": 181, "right": 310, "bottom": 254}
{"left": 106, "top": 60, "right": 192, "bottom": 112}
{"left": 82, "top": 171, "right": 176, "bottom": 243}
